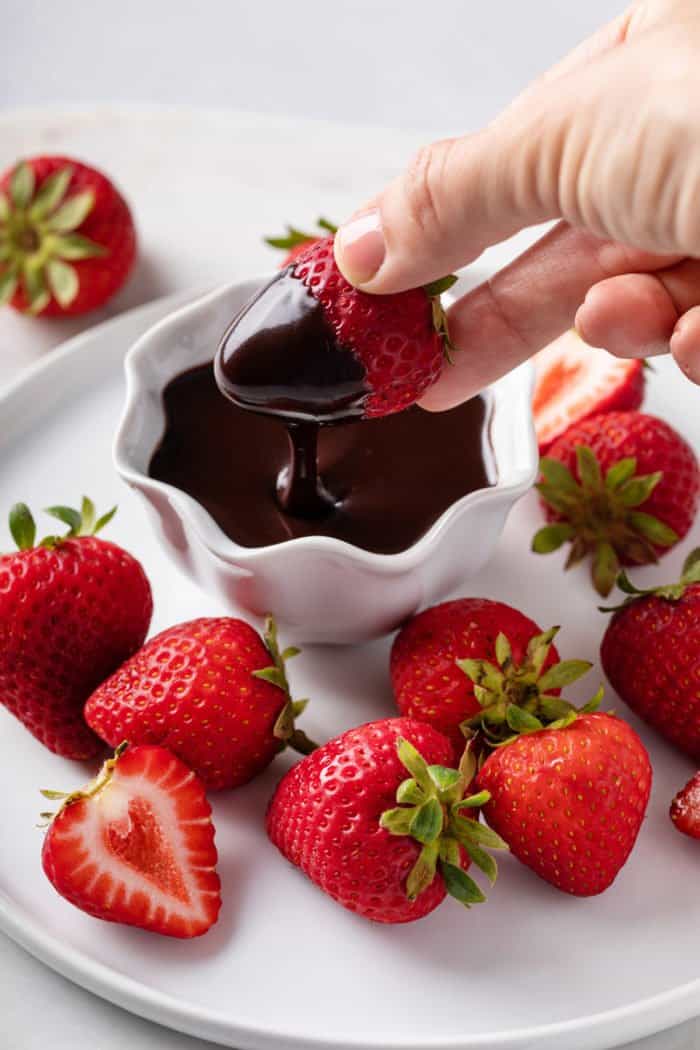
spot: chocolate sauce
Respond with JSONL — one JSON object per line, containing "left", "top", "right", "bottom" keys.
{"left": 149, "top": 364, "right": 495, "bottom": 555}
{"left": 215, "top": 270, "right": 368, "bottom": 424}
{"left": 214, "top": 270, "right": 370, "bottom": 516}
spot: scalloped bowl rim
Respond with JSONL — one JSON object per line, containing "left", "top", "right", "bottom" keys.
{"left": 114, "top": 278, "right": 538, "bottom": 576}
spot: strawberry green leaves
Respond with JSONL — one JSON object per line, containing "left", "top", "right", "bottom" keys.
{"left": 424, "top": 274, "right": 459, "bottom": 364}
{"left": 265, "top": 217, "right": 338, "bottom": 251}
{"left": 7, "top": 496, "right": 117, "bottom": 552}
{"left": 0, "top": 161, "right": 105, "bottom": 313}
{"left": 254, "top": 615, "right": 317, "bottom": 756}
{"left": 380, "top": 737, "right": 507, "bottom": 908}
{"left": 458, "top": 626, "right": 602, "bottom": 747}
{"left": 533, "top": 446, "right": 678, "bottom": 596}
{"left": 600, "top": 546, "right": 700, "bottom": 612}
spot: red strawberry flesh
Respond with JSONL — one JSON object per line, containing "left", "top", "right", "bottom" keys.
{"left": 533, "top": 333, "right": 644, "bottom": 454}
{"left": 41, "top": 745, "right": 221, "bottom": 937}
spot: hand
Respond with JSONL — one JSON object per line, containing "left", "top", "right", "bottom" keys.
{"left": 333, "top": 0, "right": 700, "bottom": 409}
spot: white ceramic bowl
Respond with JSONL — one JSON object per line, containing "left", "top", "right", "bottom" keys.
{"left": 114, "top": 279, "right": 537, "bottom": 643}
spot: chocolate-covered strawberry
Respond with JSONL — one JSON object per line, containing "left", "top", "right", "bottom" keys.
{"left": 267, "top": 717, "right": 507, "bottom": 923}
{"left": 533, "top": 411, "right": 699, "bottom": 595}
{"left": 0, "top": 156, "right": 136, "bottom": 315}
{"left": 219, "top": 234, "right": 456, "bottom": 423}
{"left": 600, "top": 550, "right": 700, "bottom": 761}
{"left": 85, "top": 615, "right": 315, "bottom": 790}
{"left": 290, "top": 235, "right": 455, "bottom": 417}
{"left": 0, "top": 498, "right": 152, "bottom": 758}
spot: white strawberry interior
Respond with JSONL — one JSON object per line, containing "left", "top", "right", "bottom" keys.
{"left": 533, "top": 331, "right": 638, "bottom": 447}
{"left": 73, "top": 755, "right": 214, "bottom": 928}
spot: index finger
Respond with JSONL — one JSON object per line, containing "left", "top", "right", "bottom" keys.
{"left": 419, "top": 221, "right": 679, "bottom": 410}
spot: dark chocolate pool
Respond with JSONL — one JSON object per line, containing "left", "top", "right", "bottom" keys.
{"left": 149, "top": 362, "right": 495, "bottom": 556}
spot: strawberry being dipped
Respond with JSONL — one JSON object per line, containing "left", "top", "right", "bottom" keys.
{"left": 265, "top": 217, "right": 337, "bottom": 267}
{"left": 533, "top": 331, "right": 645, "bottom": 454}
{"left": 216, "top": 234, "right": 455, "bottom": 424}
{"left": 600, "top": 550, "right": 700, "bottom": 761}
{"left": 0, "top": 498, "right": 152, "bottom": 758}
{"left": 0, "top": 156, "right": 136, "bottom": 315}
{"left": 41, "top": 744, "right": 221, "bottom": 938}
{"left": 85, "top": 615, "right": 316, "bottom": 791}
{"left": 390, "top": 598, "right": 565, "bottom": 750}
{"left": 670, "top": 773, "right": 700, "bottom": 840}
{"left": 476, "top": 705, "right": 652, "bottom": 897}
{"left": 533, "top": 411, "right": 699, "bottom": 596}
{"left": 267, "top": 717, "right": 507, "bottom": 924}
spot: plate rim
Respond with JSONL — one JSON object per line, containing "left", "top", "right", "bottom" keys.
{"left": 0, "top": 297, "right": 699, "bottom": 1050}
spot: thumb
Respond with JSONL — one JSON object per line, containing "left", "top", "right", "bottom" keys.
{"left": 333, "top": 128, "right": 557, "bottom": 294}
{"left": 333, "top": 8, "right": 639, "bottom": 294}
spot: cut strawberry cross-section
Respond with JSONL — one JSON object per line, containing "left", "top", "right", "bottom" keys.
{"left": 41, "top": 744, "right": 221, "bottom": 938}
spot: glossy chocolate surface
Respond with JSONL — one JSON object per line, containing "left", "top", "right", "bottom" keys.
{"left": 150, "top": 363, "right": 495, "bottom": 555}
{"left": 215, "top": 270, "right": 368, "bottom": 424}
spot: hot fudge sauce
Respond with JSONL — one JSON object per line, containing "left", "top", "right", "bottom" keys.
{"left": 215, "top": 269, "right": 369, "bottom": 517}
{"left": 149, "top": 364, "right": 495, "bottom": 555}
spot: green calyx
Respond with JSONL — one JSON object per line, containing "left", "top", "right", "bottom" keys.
{"left": 9, "top": 496, "right": 117, "bottom": 551}
{"left": 380, "top": 737, "right": 508, "bottom": 907}
{"left": 38, "top": 741, "right": 128, "bottom": 826}
{"left": 424, "top": 274, "right": 459, "bottom": 364}
{"left": 600, "top": 547, "right": 700, "bottom": 613}
{"left": 252, "top": 615, "right": 317, "bottom": 756}
{"left": 458, "top": 627, "right": 603, "bottom": 747}
{"left": 0, "top": 162, "right": 106, "bottom": 313}
{"left": 532, "top": 446, "right": 679, "bottom": 597}
{"left": 264, "top": 217, "right": 337, "bottom": 251}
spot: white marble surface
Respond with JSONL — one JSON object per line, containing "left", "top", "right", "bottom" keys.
{"left": 0, "top": 3, "right": 698, "bottom": 1046}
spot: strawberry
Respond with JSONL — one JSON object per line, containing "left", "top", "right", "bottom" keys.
{"left": 0, "top": 499, "right": 152, "bottom": 758}
{"left": 265, "top": 217, "right": 337, "bottom": 268}
{"left": 670, "top": 772, "right": 700, "bottom": 840}
{"left": 0, "top": 156, "right": 136, "bottom": 315}
{"left": 600, "top": 549, "right": 700, "bottom": 761}
{"left": 533, "top": 331, "right": 645, "bottom": 454}
{"left": 476, "top": 710, "right": 652, "bottom": 896}
{"left": 266, "top": 717, "right": 507, "bottom": 924}
{"left": 41, "top": 744, "right": 221, "bottom": 937}
{"left": 390, "top": 598, "right": 568, "bottom": 749}
{"left": 85, "top": 616, "right": 315, "bottom": 791}
{"left": 533, "top": 411, "right": 700, "bottom": 596}
{"left": 289, "top": 235, "right": 455, "bottom": 417}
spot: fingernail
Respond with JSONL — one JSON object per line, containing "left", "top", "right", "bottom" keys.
{"left": 334, "top": 209, "right": 385, "bottom": 286}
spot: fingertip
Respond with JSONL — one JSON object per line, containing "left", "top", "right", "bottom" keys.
{"left": 574, "top": 274, "right": 676, "bottom": 358}
{"left": 670, "top": 308, "right": 700, "bottom": 384}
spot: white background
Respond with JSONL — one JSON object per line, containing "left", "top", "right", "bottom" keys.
{"left": 1, "top": 2, "right": 698, "bottom": 1049}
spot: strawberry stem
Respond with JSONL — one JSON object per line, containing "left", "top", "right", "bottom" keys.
{"left": 533, "top": 446, "right": 678, "bottom": 596}
{"left": 458, "top": 626, "right": 602, "bottom": 747}
{"left": 380, "top": 737, "right": 507, "bottom": 906}
{"left": 7, "top": 496, "right": 117, "bottom": 551}
{"left": 254, "top": 615, "right": 318, "bottom": 753}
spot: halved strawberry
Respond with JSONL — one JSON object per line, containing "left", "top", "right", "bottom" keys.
{"left": 41, "top": 744, "right": 221, "bottom": 938}
{"left": 533, "top": 331, "right": 645, "bottom": 454}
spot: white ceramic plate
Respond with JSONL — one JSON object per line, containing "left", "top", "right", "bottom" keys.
{"left": 0, "top": 297, "right": 699, "bottom": 1050}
